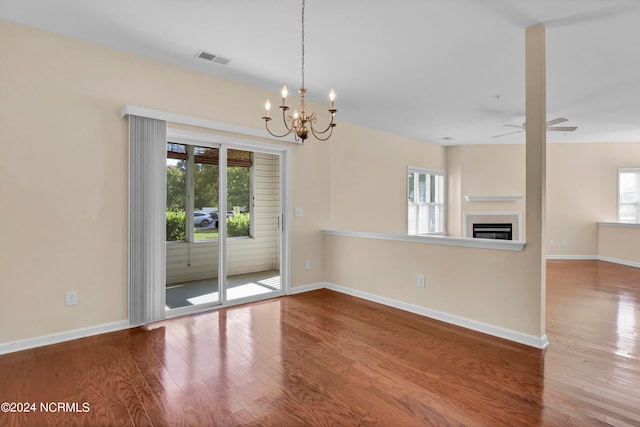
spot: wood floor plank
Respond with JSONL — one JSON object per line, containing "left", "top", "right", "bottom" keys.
{"left": 0, "top": 260, "right": 638, "bottom": 426}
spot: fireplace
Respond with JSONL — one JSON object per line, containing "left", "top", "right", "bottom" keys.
{"left": 472, "top": 223, "right": 513, "bottom": 240}
{"left": 464, "top": 212, "right": 521, "bottom": 240}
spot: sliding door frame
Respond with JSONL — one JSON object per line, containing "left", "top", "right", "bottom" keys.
{"left": 164, "top": 128, "right": 291, "bottom": 317}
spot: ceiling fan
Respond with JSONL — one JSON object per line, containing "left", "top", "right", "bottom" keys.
{"left": 491, "top": 117, "right": 577, "bottom": 138}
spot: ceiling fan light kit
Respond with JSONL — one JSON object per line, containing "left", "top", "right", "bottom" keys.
{"left": 262, "top": 0, "right": 337, "bottom": 144}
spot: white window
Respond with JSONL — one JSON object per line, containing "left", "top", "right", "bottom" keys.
{"left": 408, "top": 168, "right": 445, "bottom": 234}
{"left": 618, "top": 168, "right": 640, "bottom": 223}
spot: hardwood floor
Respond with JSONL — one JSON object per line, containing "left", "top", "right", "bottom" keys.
{"left": 0, "top": 260, "right": 638, "bottom": 426}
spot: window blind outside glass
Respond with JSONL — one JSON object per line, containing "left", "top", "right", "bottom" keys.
{"left": 619, "top": 169, "right": 640, "bottom": 223}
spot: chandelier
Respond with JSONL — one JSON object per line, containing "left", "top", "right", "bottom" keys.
{"left": 262, "top": 0, "right": 337, "bottom": 143}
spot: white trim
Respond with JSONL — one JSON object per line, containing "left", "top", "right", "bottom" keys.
{"left": 617, "top": 167, "right": 640, "bottom": 224}
{"left": 323, "top": 229, "right": 526, "bottom": 252}
{"left": 322, "top": 282, "right": 549, "bottom": 349}
{"left": 287, "top": 282, "right": 325, "bottom": 295}
{"left": 598, "top": 256, "right": 640, "bottom": 269}
{"left": 547, "top": 254, "right": 640, "bottom": 269}
{"left": 168, "top": 128, "right": 291, "bottom": 156}
{"left": 407, "top": 166, "right": 446, "bottom": 235}
{"left": 464, "top": 195, "right": 523, "bottom": 202}
{"left": 281, "top": 149, "right": 292, "bottom": 295}
{"left": 0, "top": 321, "right": 130, "bottom": 355}
{"left": 546, "top": 255, "right": 598, "bottom": 260}
{"left": 219, "top": 147, "right": 228, "bottom": 306}
{"left": 598, "top": 221, "right": 640, "bottom": 228}
{"left": 122, "top": 105, "right": 299, "bottom": 144}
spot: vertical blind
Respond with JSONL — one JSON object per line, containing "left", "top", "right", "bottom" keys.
{"left": 129, "top": 115, "right": 167, "bottom": 325}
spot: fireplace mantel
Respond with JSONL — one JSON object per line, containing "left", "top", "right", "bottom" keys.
{"left": 464, "top": 195, "right": 523, "bottom": 202}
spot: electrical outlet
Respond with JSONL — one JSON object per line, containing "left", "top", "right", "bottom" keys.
{"left": 418, "top": 275, "right": 425, "bottom": 288}
{"left": 305, "top": 260, "right": 311, "bottom": 270}
{"left": 562, "top": 240, "right": 568, "bottom": 247}
{"left": 65, "top": 291, "right": 77, "bottom": 306}
{"left": 549, "top": 240, "right": 554, "bottom": 247}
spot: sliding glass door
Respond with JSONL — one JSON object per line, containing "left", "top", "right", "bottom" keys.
{"left": 225, "top": 152, "right": 281, "bottom": 303}
{"left": 165, "top": 143, "right": 222, "bottom": 313}
{"left": 164, "top": 140, "right": 284, "bottom": 316}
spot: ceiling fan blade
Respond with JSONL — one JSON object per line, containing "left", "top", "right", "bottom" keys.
{"left": 490, "top": 130, "right": 525, "bottom": 138}
{"left": 547, "top": 126, "right": 577, "bottom": 132}
{"left": 504, "top": 124, "right": 523, "bottom": 129}
{"left": 546, "top": 117, "right": 568, "bottom": 126}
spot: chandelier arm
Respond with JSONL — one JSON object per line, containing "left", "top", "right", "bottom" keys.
{"left": 281, "top": 107, "right": 296, "bottom": 133}
{"left": 263, "top": 119, "right": 294, "bottom": 139}
{"left": 310, "top": 124, "right": 334, "bottom": 142}
{"left": 308, "top": 111, "right": 337, "bottom": 135}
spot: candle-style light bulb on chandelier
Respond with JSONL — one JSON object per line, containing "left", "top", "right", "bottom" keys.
{"left": 262, "top": 0, "right": 337, "bottom": 143}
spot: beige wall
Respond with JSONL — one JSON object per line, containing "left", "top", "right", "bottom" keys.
{"left": 324, "top": 128, "right": 544, "bottom": 339}
{"left": 598, "top": 225, "right": 640, "bottom": 264}
{"left": 446, "top": 146, "right": 463, "bottom": 236}
{"left": 547, "top": 142, "right": 640, "bottom": 257}
{"left": 329, "top": 127, "right": 445, "bottom": 234}
{"left": 0, "top": 20, "right": 332, "bottom": 343}
{"left": 325, "top": 236, "right": 545, "bottom": 336}
{"left": 3, "top": 19, "right": 636, "bottom": 348}
{"left": 446, "top": 144, "right": 526, "bottom": 237}
{"left": 447, "top": 142, "right": 640, "bottom": 261}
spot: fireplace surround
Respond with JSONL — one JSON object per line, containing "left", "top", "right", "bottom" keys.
{"left": 464, "top": 212, "right": 521, "bottom": 241}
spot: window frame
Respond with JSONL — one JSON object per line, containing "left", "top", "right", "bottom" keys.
{"left": 618, "top": 167, "right": 640, "bottom": 224}
{"left": 407, "top": 166, "right": 446, "bottom": 235}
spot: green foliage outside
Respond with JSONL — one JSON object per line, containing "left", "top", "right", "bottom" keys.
{"left": 227, "top": 213, "right": 251, "bottom": 237}
{"left": 166, "top": 210, "right": 186, "bottom": 241}
{"left": 166, "top": 162, "right": 250, "bottom": 212}
{"left": 166, "top": 163, "right": 187, "bottom": 211}
{"left": 165, "top": 210, "right": 250, "bottom": 241}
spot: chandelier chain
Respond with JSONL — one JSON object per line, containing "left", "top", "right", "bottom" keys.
{"left": 301, "top": 0, "right": 305, "bottom": 89}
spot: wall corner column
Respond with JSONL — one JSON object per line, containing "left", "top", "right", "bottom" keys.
{"left": 525, "top": 23, "right": 547, "bottom": 337}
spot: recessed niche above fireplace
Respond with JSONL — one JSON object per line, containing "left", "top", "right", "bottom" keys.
{"left": 463, "top": 212, "right": 522, "bottom": 241}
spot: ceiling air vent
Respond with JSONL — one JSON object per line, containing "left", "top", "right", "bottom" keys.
{"left": 196, "top": 50, "right": 231, "bottom": 65}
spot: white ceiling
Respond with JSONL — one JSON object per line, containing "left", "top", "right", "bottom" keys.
{"left": 2, "top": 0, "right": 640, "bottom": 145}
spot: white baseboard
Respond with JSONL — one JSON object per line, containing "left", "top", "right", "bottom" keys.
{"left": 546, "top": 255, "right": 598, "bottom": 260}
{"left": 8, "top": 271, "right": 582, "bottom": 355}
{"left": 0, "top": 320, "right": 130, "bottom": 355}
{"left": 597, "top": 256, "right": 640, "bottom": 269}
{"left": 322, "top": 282, "right": 549, "bottom": 349}
{"left": 547, "top": 254, "right": 640, "bottom": 268}
{"left": 287, "top": 282, "right": 325, "bottom": 295}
